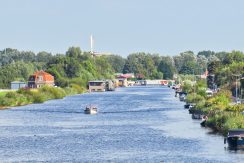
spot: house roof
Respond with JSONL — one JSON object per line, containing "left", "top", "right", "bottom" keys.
{"left": 32, "top": 70, "right": 54, "bottom": 81}
{"left": 117, "top": 74, "right": 134, "bottom": 78}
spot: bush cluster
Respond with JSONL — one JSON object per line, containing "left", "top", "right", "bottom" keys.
{"left": 0, "top": 85, "right": 86, "bottom": 107}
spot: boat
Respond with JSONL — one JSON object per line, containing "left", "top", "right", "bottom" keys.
{"left": 191, "top": 113, "right": 204, "bottom": 119}
{"left": 84, "top": 105, "right": 97, "bottom": 114}
{"left": 224, "top": 129, "right": 244, "bottom": 149}
{"left": 200, "top": 115, "right": 208, "bottom": 127}
{"left": 184, "top": 103, "right": 195, "bottom": 109}
{"left": 179, "top": 92, "right": 187, "bottom": 101}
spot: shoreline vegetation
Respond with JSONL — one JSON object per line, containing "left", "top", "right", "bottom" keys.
{"left": 182, "top": 79, "right": 244, "bottom": 136}
{"left": 0, "top": 84, "right": 85, "bottom": 109}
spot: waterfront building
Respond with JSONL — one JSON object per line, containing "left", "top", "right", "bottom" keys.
{"left": 28, "top": 70, "right": 55, "bottom": 88}
{"left": 88, "top": 81, "right": 106, "bottom": 92}
{"left": 11, "top": 81, "right": 27, "bottom": 90}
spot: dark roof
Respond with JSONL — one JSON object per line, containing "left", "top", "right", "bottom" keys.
{"left": 228, "top": 129, "right": 244, "bottom": 136}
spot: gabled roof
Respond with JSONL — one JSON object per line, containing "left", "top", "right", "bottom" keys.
{"left": 32, "top": 70, "right": 54, "bottom": 81}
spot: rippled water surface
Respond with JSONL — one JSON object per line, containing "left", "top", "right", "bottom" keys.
{"left": 0, "top": 86, "right": 244, "bottom": 162}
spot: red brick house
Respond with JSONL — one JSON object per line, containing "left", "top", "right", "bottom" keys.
{"left": 28, "top": 70, "right": 55, "bottom": 88}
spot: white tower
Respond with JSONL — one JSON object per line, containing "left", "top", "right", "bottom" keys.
{"left": 90, "top": 35, "right": 94, "bottom": 54}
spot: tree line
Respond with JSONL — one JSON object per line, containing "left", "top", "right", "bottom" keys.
{"left": 0, "top": 48, "right": 243, "bottom": 93}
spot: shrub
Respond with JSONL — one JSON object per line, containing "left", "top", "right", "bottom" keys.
{"left": 5, "top": 91, "right": 18, "bottom": 99}
{"left": 39, "top": 86, "right": 66, "bottom": 99}
{"left": 206, "top": 112, "right": 229, "bottom": 132}
{"left": 63, "top": 87, "right": 78, "bottom": 95}
{"left": 222, "top": 113, "right": 244, "bottom": 135}
{"left": 32, "top": 92, "right": 46, "bottom": 103}
{"left": 186, "top": 93, "right": 205, "bottom": 104}
{"left": 0, "top": 96, "right": 17, "bottom": 106}
{"left": 70, "top": 84, "right": 85, "bottom": 94}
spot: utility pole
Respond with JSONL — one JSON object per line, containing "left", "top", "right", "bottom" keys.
{"left": 236, "top": 75, "right": 238, "bottom": 102}
{"left": 233, "top": 74, "right": 241, "bottom": 103}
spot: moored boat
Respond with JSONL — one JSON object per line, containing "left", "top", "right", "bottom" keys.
{"left": 84, "top": 105, "right": 98, "bottom": 114}
{"left": 179, "top": 92, "right": 187, "bottom": 101}
{"left": 191, "top": 113, "right": 204, "bottom": 119}
{"left": 184, "top": 103, "right": 196, "bottom": 109}
{"left": 224, "top": 129, "right": 244, "bottom": 149}
{"left": 200, "top": 115, "right": 208, "bottom": 127}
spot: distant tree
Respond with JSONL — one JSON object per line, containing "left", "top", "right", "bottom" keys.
{"left": 158, "top": 56, "right": 175, "bottom": 79}
{"left": 223, "top": 51, "right": 244, "bottom": 65}
{"left": 122, "top": 53, "right": 158, "bottom": 79}
{"left": 196, "top": 55, "right": 208, "bottom": 74}
{"left": 105, "top": 55, "right": 126, "bottom": 73}
{"left": 173, "top": 51, "right": 196, "bottom": 73}
{"left": 197, "top": 50, "right": 215, "bottom": 58}
{"left": 36, "top": 51, "right": 52, "bottom": 62}
{"left": 214, "top": 51, "right": 228, "bottom": 61}
{"left": 66, "top": 47, "right": 82, "bottom": 58}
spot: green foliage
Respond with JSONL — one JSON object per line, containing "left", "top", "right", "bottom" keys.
{"left": 105, "top": 55, "right": 126, "bottom": 73}
{"left": 31, "top": 91, "right": 46, "bottom": 103}
{"left": 186, "top": 93, "right": 205, "bottom": 104}
{"left": 205, "top": 112, "right": 244, "bottom": 135}
{"left": 39, "top": 86, "right": 66, "bottom": 99}
{"left": 66, "top": 47, "right": 82, "bottom": 58}
{"left": 197, "top": 50, "right": 215, "bottom": 58}
{"left": 123, "top": 53, "right": 160, "bottom": 79}
{"left": 182, "top": 80, "right": 193, "bottom": 93}
{"left": 158, "top": 56, "right": 175, "bottom": 79}
{"left": 206, "top": 112, "right": 229, "bottom": 132}
{"left": 70, "top": 84, "right": 85, "bottom": 94}
{"left": 0, "top": 90, "right": 31, "bottom": 106}
{"left": 0, "top": 61, "right": 37, "bottom": 88}
{"left": 223, "top": 114, "right": 244, "bottom": 135}
{"left": 226, "top": 104, "right": 244, "bottom": 112}
{"left": 0, "top": 86, "right": 72, "bottom": 107}
{"left": 223, "top": 51, "right": 244, "bottom": 65}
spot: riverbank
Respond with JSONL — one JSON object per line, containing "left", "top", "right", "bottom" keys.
{"left": 0, "top": 84, "right": 85, "bottom": 109}
{"left": 181, "top": 82, "right": 244, "bottom": 136}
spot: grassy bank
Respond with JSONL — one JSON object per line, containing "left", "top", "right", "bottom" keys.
{"left": 185, "top": 81, "right": 244, "bottom": 136}
{"left": 0, "top": 84, "right": 86, "bottom": 108}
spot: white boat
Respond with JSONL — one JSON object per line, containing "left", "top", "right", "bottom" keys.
{"left": 84, "top": 105, "right": 97, "bottom": 114}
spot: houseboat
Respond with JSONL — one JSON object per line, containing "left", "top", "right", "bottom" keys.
{"left": 105, "top": 80, "right": 115, "bottom": 91}
{"left": 88, "top": 81, "right": 106, "bottom": 92}
{"left": 84, "top": 105, "right": 98, "bottom": 114}
{"left": 225, "top": 129, "right": 244, "bottom": 149}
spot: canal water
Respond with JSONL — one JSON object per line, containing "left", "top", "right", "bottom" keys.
{"left": 0, "top": 86, "right": 244, "bottom": 162}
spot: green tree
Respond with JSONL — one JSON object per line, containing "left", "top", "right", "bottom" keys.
{"left": 66, "top": 47, "right": 82, "bottom": 58}
{"left": 158, "top": 56, "right": 175, "bottom": 79}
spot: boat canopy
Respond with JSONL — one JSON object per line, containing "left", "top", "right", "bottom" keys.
{"left": 228, "top": 129, "right": 244, "bottom": 137}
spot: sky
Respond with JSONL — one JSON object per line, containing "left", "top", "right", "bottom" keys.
{"left": 0, "top": 0, "right": 244, "bottom": 56}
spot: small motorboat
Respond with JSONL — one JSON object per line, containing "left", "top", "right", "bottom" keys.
{"left": 225, "top": 129, "right": 244, "bottom": 149}
{"left": 84, "top": 105, "right": 97, "bottom": 114}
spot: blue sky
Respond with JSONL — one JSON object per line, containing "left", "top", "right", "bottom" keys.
{"left": 0, "top": 0, "right": 244, "bottom": 56}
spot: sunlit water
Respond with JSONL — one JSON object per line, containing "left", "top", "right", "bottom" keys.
{"left": 0, "top": 86, "right": 244, "bottom": 162}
